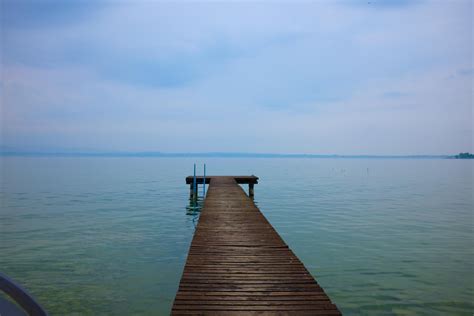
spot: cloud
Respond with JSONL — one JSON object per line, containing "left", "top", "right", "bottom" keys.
{"left": 458, "top": 68, "right": 474, "bottom": 76}
{"left": 1, "top": 0, "right": 472, "bottom": 154}
{"left": 382, "top": 91, "right": 411, "bottom": 99}
{"left": 339, "top": 0, "right": 422, "bottom": 9}
{"left": 1, "top": 0, "right": 106, "bottom": 29}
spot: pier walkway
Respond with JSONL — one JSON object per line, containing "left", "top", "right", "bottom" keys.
{"left": 172, "top": 176, "right": 340, "bottom": 315}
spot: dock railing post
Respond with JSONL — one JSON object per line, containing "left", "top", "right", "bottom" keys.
{"left": 249, "top": 183, "right": 254, "bottom": 198}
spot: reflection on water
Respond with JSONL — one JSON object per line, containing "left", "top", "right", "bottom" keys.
{"left": 185, "top": 196, "right": 204, "bottom": 228}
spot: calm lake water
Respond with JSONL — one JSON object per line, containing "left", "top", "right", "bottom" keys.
{"left": 0, "top": 157, "right": 472, "bottom": 315}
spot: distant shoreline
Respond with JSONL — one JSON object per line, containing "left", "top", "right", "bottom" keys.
{"left": 0, "top": 151, "right": 456, "bottom": 159}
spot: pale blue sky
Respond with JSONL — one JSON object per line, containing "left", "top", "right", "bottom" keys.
{"left": 1, "top": 0, "right": 472, "bottom": 154}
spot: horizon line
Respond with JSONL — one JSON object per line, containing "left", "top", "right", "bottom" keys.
{"left": 0, "top": 150, "right": 458, "bottom": 159}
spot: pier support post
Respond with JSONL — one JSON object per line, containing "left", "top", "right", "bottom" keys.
{"left": 190, "top": 182, "right": 198, "bottom": 200}
{"left": 249, "top": 183, "right": 254, "bottom": 198}
{"left": 190, "top": 183, "right": 198, "bottom": 200}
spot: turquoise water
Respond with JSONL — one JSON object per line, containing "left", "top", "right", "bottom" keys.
{"left": 0, "top": 157, "right": 472, "bottom": 315}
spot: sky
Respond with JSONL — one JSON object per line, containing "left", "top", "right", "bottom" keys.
{"left": 1, "top": 0, "right": 472, "bottom": 155}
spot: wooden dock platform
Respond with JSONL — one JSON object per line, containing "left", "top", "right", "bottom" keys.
{"left": 172, "top": 176, "right": 341, "bottom": 315}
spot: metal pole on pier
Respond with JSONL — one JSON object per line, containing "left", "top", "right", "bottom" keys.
{"left": 193, "top": 163, "right": 197, "bottom": 200}
{"left": 203, "top": 164, "right": 206, "bottom": 197}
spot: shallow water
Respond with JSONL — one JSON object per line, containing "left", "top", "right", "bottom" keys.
{"left": 0, "top": 157, "right": 472, "bottom": 315}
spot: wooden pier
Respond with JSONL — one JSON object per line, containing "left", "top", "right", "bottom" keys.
{"left": 172, "top": 176, "right": 340, "bottom": 315}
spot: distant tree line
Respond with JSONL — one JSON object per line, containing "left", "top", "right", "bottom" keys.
{"left": 454, "top": 152, "right": 474, "bottom": 159}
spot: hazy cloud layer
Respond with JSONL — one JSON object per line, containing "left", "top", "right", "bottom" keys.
{"left": 1, "top": 0, "right": 472, "bottom": 154}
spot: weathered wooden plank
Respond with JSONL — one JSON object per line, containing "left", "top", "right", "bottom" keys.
{"left": 172, "top": 311, "right": 341, "bottom": 316}
{"left": 172, "top": 304, "right": 338, "bottom": 311}
{"left": 176, "top": 291, "right": 327, "bottom": 297}
{"left": 181, "top": 274, "right": 313, "bottom": 279}
{"left": 172, "top": 176, "right": 340, "bottom": 315}
{"left": 173, "top": 300, "right": 333, "bottom": 305}
{"left": 177, "top": 285, "right": 323, "bottom": 292}
{"left": 176, "top": 292, "right": 328, "bottom": 301}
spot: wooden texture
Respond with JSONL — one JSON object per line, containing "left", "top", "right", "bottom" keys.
{"left": 185, "top": 176, "right": 259, "bottom": 185}
{"left": 172, "top": 177, "right": 340, "bottom": 315}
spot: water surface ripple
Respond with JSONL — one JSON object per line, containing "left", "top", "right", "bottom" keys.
{"left": 1, "top": 157, "right": 472, "bottom": 315}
